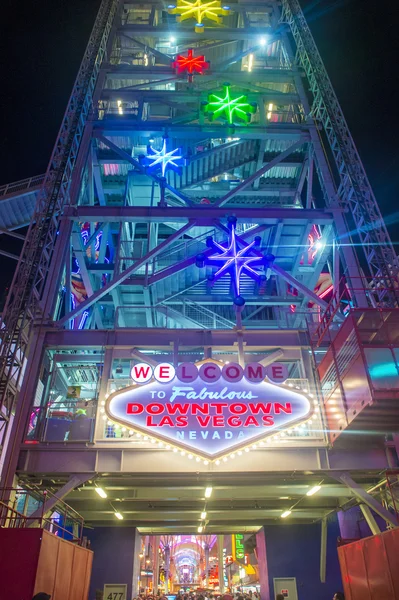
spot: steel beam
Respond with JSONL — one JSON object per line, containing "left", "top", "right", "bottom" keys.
{"left": 64, "top": 205, "right": 334, "bottom": 224}
{"left": 270, "top": 264, "right": 329, "bottom": 312}
{"left": 27, "top": 473, "right": 92, "bottom": 525}
{"left": 106, "top": 66, "right": 297, "bottom": 85}
{"left": 359, "top": 504, "right": 381, "bottom": 536}
{"left": 214, "top": 138, "right": 307, "bottom": 207}
{"left": 57, "top": 221, "right": 197, "bottom": 325}
{"left": 101, "top": 89, "right": 300, "bottom": 105}
{"left": 332, "top": 472, "right": 398, "bottom": 528}
{"left": 320, "top": 517, "right": 327, "bottom": 583}
{"left": 119, "top": 25, "right": 272, "bottom": 41}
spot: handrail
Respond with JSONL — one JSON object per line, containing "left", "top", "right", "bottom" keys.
{"left": 0, "top": 174, "right": 45, "bottom": 198}
{"left": 0, "top": 487, "right": 85, "bottom": 544}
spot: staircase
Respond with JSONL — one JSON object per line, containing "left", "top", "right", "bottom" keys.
{"left": 169, "top": 140, "right": 259, "bottom": 190}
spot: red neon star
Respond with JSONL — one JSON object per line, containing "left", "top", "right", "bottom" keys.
{"left": 172, "top": 48, "right": 210, "bottom": 76}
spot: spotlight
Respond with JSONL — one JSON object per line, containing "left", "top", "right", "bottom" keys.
{"left": 259, "top": 36, "right": 267, "bottom": 46}
{"left": 281, "top": 510, "right": 291, "bottom": 518}
{"left": 95, "top": 487, "right": 107, "bottom": 499}
{"left": 201, "top": 511, "right": 207, "bottom": 519}
{"left": 114, "top": 511, "right": 123, "bottom": 520}
{"left": 306, "top": 485, "right": 321, "bottom": 496}
{"left": 170, "top": 36, "right": 176, "bottom": 43}
{"left": 205, "top": 487, "right": 213, "bottom": 498}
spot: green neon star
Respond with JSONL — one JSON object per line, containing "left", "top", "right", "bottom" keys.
{"left": 202, "top": 84, "right": 257, "bottom": 124}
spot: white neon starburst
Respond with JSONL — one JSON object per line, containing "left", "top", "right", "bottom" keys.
{"left": 142, "top": 138, "right": 185, "bottom": 177}
{"left": 196, "top": 217, "right": 274, "bottom": 305}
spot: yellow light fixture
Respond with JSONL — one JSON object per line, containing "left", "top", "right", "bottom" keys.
{"left": 201, "top": 511, "right": 207, "bottom": 519}
{"left": 95, "top": 487, "right": 107, "bottom": 499}
{"left": 306, "top": 485, "right": 321, "bottom": 496}
{"left": 205, "top": 487, "right": 213, "bottom": 498}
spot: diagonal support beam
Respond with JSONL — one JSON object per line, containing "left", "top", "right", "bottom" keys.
{"left": 148, "top": 224, "right": 271, "bottom": 286}
{"left": 96, "top": 134, "right": 194, "bottom": 207}
{"left": 270, "top": 263, "right": 330, "bottom": 313}
{"left": 120, "top": 33, "right": 172, "bottom": 65}
{"left": 331, "top": 472, "right": 398, "bottom": 528}
{"left": 57, "top": 221, "right": 197, "bottom": 325}
{"left": 214, "top": 138, "right": 306, "bottom": 207}
{"left": 28, "top": 473, "right": 92, "bottom": 526}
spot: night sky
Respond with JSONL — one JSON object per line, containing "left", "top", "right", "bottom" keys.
{"left": 0, "top": 0, "right": 398, "bottom": 288}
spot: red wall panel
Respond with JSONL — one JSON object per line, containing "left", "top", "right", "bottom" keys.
{"left": 343, "top": 541, "right": 371, "bottom": 600}
{"left": 338, "top": 528, "right": 399, "bottom": 600}
{"left": 363, "top": 535, "right": 394, "bottom": 598}
{"left": 0, "top": 528, "right": 42, "bottom": 600}
{"left": 0, "top": 529, "right": 93, "bottom": 600}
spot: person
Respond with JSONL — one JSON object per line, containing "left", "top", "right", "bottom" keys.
{"left": 33, "top": 594, "right": 51, "bottom": 600}
{"left": 333, "top": 594, "right": 344, "bottom": 600}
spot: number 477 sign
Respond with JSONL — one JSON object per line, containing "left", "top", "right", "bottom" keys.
{"left": 103, "top": 584, "right": 127, "bottom": 600}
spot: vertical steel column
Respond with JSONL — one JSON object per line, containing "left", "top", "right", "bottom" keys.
{"left": 94, "top": 348, "right": 114, "bottom": 441}
{"left": 164, "top": 543, "right": 171, "bottom": 592}
{"left": 153, "top": 535, "right": 160, "bottom": 594}
{"left": 359, "top": 504, "right": 381, "bottom": 536}
{"left": 320, "top": 518, "right": 327, "bottom": 583}
{"left": 0, "top": 329, "right": 47, "bottom": 493}
{"left": 205, "top": 543, "right": 210, "bottom": 588}
{"left": 256, "top": 527, "right": 270, "bottom": 600}
{"left": 218, "top": 534, "right": 225, "bottom": 593}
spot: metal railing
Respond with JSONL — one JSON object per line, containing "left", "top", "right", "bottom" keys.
{"left": 0, "top": 488, "right": 85, "bottom": 544}
{"left": 0, "top": 174, "right": 45, "bottom": 198}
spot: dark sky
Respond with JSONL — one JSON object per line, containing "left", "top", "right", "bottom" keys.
{"left": 0, "top": 0, "right": 398, "bottom": 285}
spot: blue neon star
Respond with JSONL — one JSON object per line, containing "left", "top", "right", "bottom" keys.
{"left": 140, "top": 137, "right": 185, "bottom": 177}
{"left": 196, "top": 217, "right": 274, "bottom": 305}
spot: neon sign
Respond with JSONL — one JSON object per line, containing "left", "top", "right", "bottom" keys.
{"left": 140, "top": 137, "right": 186, "bottom": 177}
{"left": 168, "top": 0, "right": 231, "bottom": 33}
{"left": 233, "top": 534, "right": 245, "bottom": 561}
{"left": 202, "top": 84, "right": 257, "bottom": 124}
{"left": 130, "top": 361, "right": 288, "bottom": 385}
{"left": 106, "top": 360, "right": 312, "bottom": 459}
{"left": 172, "top": 49, "right": 210, "bottom": 79}
{"left": 196, "top": 216, "right": 274, "bottom": 306}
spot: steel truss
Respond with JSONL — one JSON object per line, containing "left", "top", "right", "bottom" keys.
{"left": 281, "top": 0, "right": 399, "bottom": 306}
{"left": 0, "top": 0, "right": 119, "bottom": 451}
{"left": 0, "top": 0, "right": 397, "bottom": 485}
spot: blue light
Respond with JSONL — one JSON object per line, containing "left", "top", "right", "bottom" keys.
{"left": 140, "top": 136, "right": 186, "bottom": 177}
{"left": 196, "top": 216, "right": 274, "bottom": 305}
{"left": 369, "top": 362, "right": 399, "bottom": 379}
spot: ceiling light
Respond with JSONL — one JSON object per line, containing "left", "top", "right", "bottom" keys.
{"left": 114, "top": 511, "right": 123, "bottom": 520}
{"left": 201, "top": 511, "right": 207, "bottom": 519}
{"left": 170, "top": 36, "right": 176, "bottom": 43}
{"left": 306, "top": 485, "right": 321, "bottom": 496}
{"left": 198, "top": 525, "right": 203, "bottom": 533}
{"left": 205, "top": 487, "right": 213, "bottom": 498}
{"left": 259, "top": 36, "right": 267, "bottom": 46}
{"left": 95, "top": 487, "right": 107, "bottom": 499}
{"left": 281, "top": 510, "right": 292, "bottom": 518}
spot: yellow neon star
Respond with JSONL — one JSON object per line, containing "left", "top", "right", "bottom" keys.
{"left": 168, "top": 0, "right": 231, "bottom": 33}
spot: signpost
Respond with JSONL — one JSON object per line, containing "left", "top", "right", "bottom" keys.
{"left": 106, "top": 360, "right": 312, "bottom": 460}
{"left": 103, "top": 584, "right": 127, "bottom": 600}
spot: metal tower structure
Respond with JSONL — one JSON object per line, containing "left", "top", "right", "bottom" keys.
{"left": 0, "top": 0, "right": 399, "bottom": 528}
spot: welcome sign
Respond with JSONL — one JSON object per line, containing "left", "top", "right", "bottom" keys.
{"left": 106, "top": 360, "right": 312, "bottom": 459}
